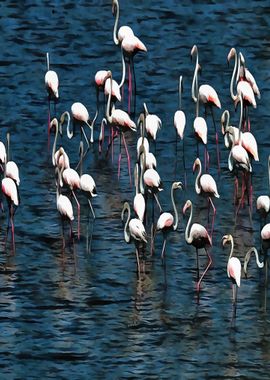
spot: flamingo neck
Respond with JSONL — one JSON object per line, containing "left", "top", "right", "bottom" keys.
{"left": 191, "top": 59, "right": 198, "bottom": 105}
{"left": 179, "top": 75, "right": 183, "bottom": 110}
{"left": 51, "top": 118, "right": 59, "bottom": 166}
{"left": 46, "top": 52, "right": 50, "bottom": 71}
{"left": 238, "top": 94, "right": 243, "bottom": 145}
{"left": 185, "top": 203, "right": 193, "bottom": 244}
{"left": 171, "top": 185, "right": 178, "bottom": 231}
{"left": 119, "top": 47, "right": 126, "bottom": 88}
{"left": 60, "top": 111, "right": 71, "bottom": 139}
{"left": 230, "top": 49, "right": 238, "bottom": 101}
{"left": 194, "top": 161, "right": 202, "bottom": 195}
{"left": 106, "top": 74, "right": 113, "bottom": 124}
{"left": 6, "top": 132, "right": 10, "bottom": 162}
{"left": 134, "top": 163, "right": 139, "bottom": 195}
{"left": 268, "top": 155, "right": 270, "bottom": 192}
{"left": 121, "top": 202, "right": 131, "bottom": 243}
{"left": 139, "top": 145, "right": 146, "bottom": 195}
{"left": 228, "top": 238, "right": 234, "bottom": 260}
{"left": 113, "top": 0, "right": 120, "bottom": 45}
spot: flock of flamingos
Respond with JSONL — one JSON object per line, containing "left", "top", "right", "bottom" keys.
{"left": 1, "top": 1, "right": 269, "bottom": 316}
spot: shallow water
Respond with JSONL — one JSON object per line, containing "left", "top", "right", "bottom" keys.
{"left": 1, "top": 1, "right": 270, "bottom": 379}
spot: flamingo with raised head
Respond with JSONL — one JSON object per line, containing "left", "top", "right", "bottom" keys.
{"left": 222, "top": 234, "right": 241, "bottom": 314}
{"left": 2, "top": 177, "right": 19, "bottom": 253}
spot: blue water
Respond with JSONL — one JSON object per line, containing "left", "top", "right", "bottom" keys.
{"left": 0, "top": 1, "right": 270, "bottom": 379}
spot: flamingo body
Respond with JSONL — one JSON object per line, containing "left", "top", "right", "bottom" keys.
{"left": 133, "top": 193, "right": 145, "bottom": 222}
{"left": 194, "top": 117, "right": 207, "bottom": 145}
{"left": 57, "top": 194, "right": 74, "bottom": 221}
{"left": 6, "top": 161, "right": 20, "bottom": 186}
{"left": 104, "top": 78, "right": 121, "bottom": 102}
{"left": 236, "top": 81, "right": 256, "bottom": 108}
{"left": 200, "top": 174, "right": 219, "bottom": 198}
{"left": 45, "top": 70, "right": 59, "bottom": 99}
{"left": 157, "top": 212, "right": 174, "bottom": 230}
{"left": 95, "top": 70, "right": 110, "bottom": 87}
{"left": 228, "top": 145, "right": 252, "bottom": 173}
{"left": 257, "top": 195, "right": 270, "bottom": 215}
{"left": 145, "top": 114, "right": 161, "bottom": 140}
{"left": 71, "top": 102, "right": 90, "bottom": 123}
{"left": 199, "top": 84, "right": 221, "bottom": 109}
{"left": 174, "top": 110, "right": 186, "bottom": 140}
{"left": 110, "top": 109, "right": 136, "bottom": 131}
{"left": 62, "top": 168, "right": 80, "bottom": 190}
{"left": 143, "top": 168, "right": 162, "bottom": 190}
{"left": 227, "top": 257, "right": 241, "bottom": 287}
{"left": 0, "top": 142, "right": 6, "bottom": 164}
{"left": 80, "top": 174, "right": 97, "bottom": 197}
{"left": 128, "top": 218, "right": 147, "bottom": 243}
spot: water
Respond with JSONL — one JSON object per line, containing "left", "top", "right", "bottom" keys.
{"left": 0, "top": 0, "right": 270, "bottom": 378}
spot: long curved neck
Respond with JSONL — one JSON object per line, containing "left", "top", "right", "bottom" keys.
{"left": 139, "top": 145, "right": 146, "bottom": 195}
{"left": 194, "top": 161, "right": 202, "bottom": 195}
{"left": 51, "top": 118, "right": 59, "bottom": 166}
{"left": 171, "top": 186, "right": 178, "bottom": 230}
{"left": 244, "top": 247, "right": 264, "bottom": 273}
{"left": 185, "top": 203, "right": 193, "bottom": 244}
{"left": 60, "top": 111, "right": 71, "bottom": 139}
{"left": 228, "top": 238, "right": 234, "bottom": 260}
{"left": 112, "top": 0, "right": 120, "bottom": 45}
{"left": 79, "top": 141, "right": 84, "bottom": 176}
{"left": 229, "top": 49, "right": 238, "bottom": 101}
{"left": 134, "top": 163, "right": 139, "bottom": 195}
{"left": 122, "top": 202, "right": 131, "bottom": 243}
{"left": 6, "top": 132, "right": 10, "bottom": 162}
{"left": 106, "top": 73, "right": 113, "bottom": 124}
{"left": 119, "top": 47, "right": 126, "bottom": 88}
{"left": 221, "top": 110, "right": 230, "bottom": 133}
{"left": 191, "top": 56, "right": 198, "bottom": 104}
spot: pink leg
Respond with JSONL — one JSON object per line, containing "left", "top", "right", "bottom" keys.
{"left": 234, "top": 176, "right": 238, "bottom": 205}
{"left": 209, "top": 197, "right": 216, "bottom": 239}
{"left": 196, "top": 248, "right": 212, "bottom": 292}
{"left": 122, "top": 133, "right": 132, "bottom": 186}
{"left": 10, "top": 206, "right": 15, "bottom": 254}
{"left": 118, "top": 133, "right": 122, "bottom": 180}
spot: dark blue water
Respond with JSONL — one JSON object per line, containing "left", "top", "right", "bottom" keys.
{"left": 1, "top": 1, "right": 270, "bottom": 378}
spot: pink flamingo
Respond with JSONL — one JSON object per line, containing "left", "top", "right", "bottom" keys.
{"left": 183, "top": 199, "right": 212, "bottom": 292}
{"left": 45, "top": 52, "right": 59, "bottom": 149}
{"left": 191, "top": 54, "right": 209, "bottom": 171}
{"left": 112, "top": 0, "right": 147, "bottom": 114}
{"left": 50, "top": 118, "right": 70, "bottom": 169}
{"left": 222, "top": 234, "right": 241, "bottom": 315}
{"left": 144, "top": 103, "right": 162, "bottom": 153}
{"left": 191, "top": 45, "right": 221, "bottom": 171}
{"left": 5, "top": 132, "right": 20, "bottom": 186}
{"left": 133, "top": 163, "right": 145, "bottom": 222}
{"left": 106, "top": 71, "right": 136, "bottom": 184}
{"left": 156, "top": 181, "right": 183, "bottom": 260}
{"left": 193, "top": 157, "right": 219, "bottom": 238}
{"left": 121, "top": 201, "right": 147, "bottom": 278}
{"left": 71, "top": 102, "right": 94, "bottom": 147}
{"left": 174, "top": 75, "right": 187, "bottom": 186}
{"left": 56, "top": 166, "right": 74, "bottom": 250}
{"left": 2, "top": 177, "right": 19, "bottom": 253}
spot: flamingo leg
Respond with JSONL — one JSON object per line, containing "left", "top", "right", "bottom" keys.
{"left": 161, "top": 235, "right": 167, "bottom": 260}
{"left": 61, "top": 218, "right": 65, "bottom": 253}
{"left": 88, "top": 198, "right": 96, "bottom": 219}
{"left": 135, "top": 247, "right": 141, "bottom": 280}
{"left": 182, "top": 140, "right": 187, "bottom": 190}
{"left": 98, "top": 122, "right": 104, "bottom": 154}
{"left": 196, "top": 248, "right": 200, "bottom": 282}
{"left": 72, "top": 190, "right": 80, "bottom": 240}
{"left": 122, "top": 132, "right": 132, "bottom": 186}
{"left": 131, "top": 57, "right": 136, "bottom": 115}
{"left": 196, "top": 248, "right": 212, "bottom": 292}
{"left": 150, "top": 223, "right": 156, "bottom": 256}
{"left": 208, "top": 197, "right": 216, "bottom": 239}
{"left": 10, "top": 204, "right": 15, "bottom": 254}
{"left": 81, "top": 126, "right": 90, "bottom": 152}
{"left": 153, "top": 192, "right": 162, "bottom": 213}
{"left": 4, "top": 208, "right": 11, "bottom": 251}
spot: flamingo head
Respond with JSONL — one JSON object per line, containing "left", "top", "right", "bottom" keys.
{"left": 112, "top": 0, "right": 117, "bottom": 15}
{"left": 172, "top": 181, "right": 183, "bottom": 191}
{"left": 183, "top": 199, "right": 192, "bottom": 215}
{"left": 222, "top": 234, "right": 233, "bottom": 248}
{"left": 192, "top": 157, "right": 201, "bottom": 173}
{"left": 190, "top": 44, "right": 198, "bottom": 60}
{"left": 227, "top": 47, "right": 236, "bottom": 65}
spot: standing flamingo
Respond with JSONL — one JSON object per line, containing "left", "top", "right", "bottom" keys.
{"left": 112, "top": 0, "right": 147, "bottom": 114}
{"left": 2, "top": 177, "right": 19, "bottom": 253}
{"left": 133, "top": 163, "right": 145, "bottom": 222}
{"left": 156, "top": 181, "right": 183, "bottom": 259}
{"left": 121, "top": 201, "right": 147, "bottom": 278}
{"left": 222, "top": 234, "right": 241, "bottom": 315}
{"left": 193, "top": 157, "right": 219, "bottom": 237}
{"left": 183, "top": 199, "right": 212, "bottom": 291}
{"left": 174, "top": 75, "right": 187, "bottom": 186}
{"left": 191, "top": 45, "right": 221, "bottom": 172}
{"left": 45, "top": 52, "right": 59, "bottom": 149}
{"left": 56, "top": 166, "right": 74, "bottom": 250}
{"left": 71, "top": 102, "right": 94, "bottom": 147}
{"left": 144, "top": 103, "right": 162, "bottom": 153}
{"left": 106, "top": 71, "right": 136, "bottom": 184}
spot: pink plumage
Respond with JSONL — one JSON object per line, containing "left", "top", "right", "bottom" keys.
{"left": 2, "top": 177, "right": 19, "bottom": 206}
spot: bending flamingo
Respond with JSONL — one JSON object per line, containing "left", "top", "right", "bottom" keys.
{"left": 243, "top": 246, "right": 264, "bottom": 278}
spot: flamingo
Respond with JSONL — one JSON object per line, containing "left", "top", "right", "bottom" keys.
{"left": 112, "top": 0, "right": 147, "bottom": 114}
{"left": 191, "top": 54, "right": 209, "bottom": 171}
{"left": 144, "top": 103, "right": 162, "bottom": 151}
{"left": 55, "top": 166, "right": 74, "bottom": 250}
{"left": 193, "top": 157, "right": 219, "bottom": 238}
{"left": 243, "top": 247, "right": 264, "bottom": 277}
{"left": 50, "top": 118, "right": 70, "bottom": 169}
{"left": 227, "top": 48, "right": 256, "bottom": 131}
{"left": 136, "top": 112, "right": 157, "bottom": 169}
{"left": 105, "top": 71, "right": 136, "bottom": 184}
{"left": 71, "top": 102, "right": 94, "bottom": 147}
{"left": 78, "top": 141, "right": 97, "bottom": 219}
{"left": 191, "top": 45, "right": 221, "bottom": 171}
{"left": 45, "top": 52, "right": 59, "bottom": 149}
{"left": 58, "top": 150, "right": 81, "bottom": 240}
{"left": 228, "top": 95, "right": 252, "bottom": 211}
{"left": 174, "top": 75, "right": 187, "bottom": 186}
{"left": 183, "top": 199, "right": 212, "bottom": 291}
{"left": 133, "top": 163, "right": 145, "bottom": 222}
{"left": 2, "top": 177, "right": 19, "bottom": 253}
{"left": 222, "top": 234, "right": 241, "bottom": 313}
{"left": 121, "top": 201, "right": 147, "bottom": 278}
{"left": 155, "top": 181, "right": 183, "bottom": 259}
{"left": 237, "top": 52, "right": 260, "bottom": 99}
